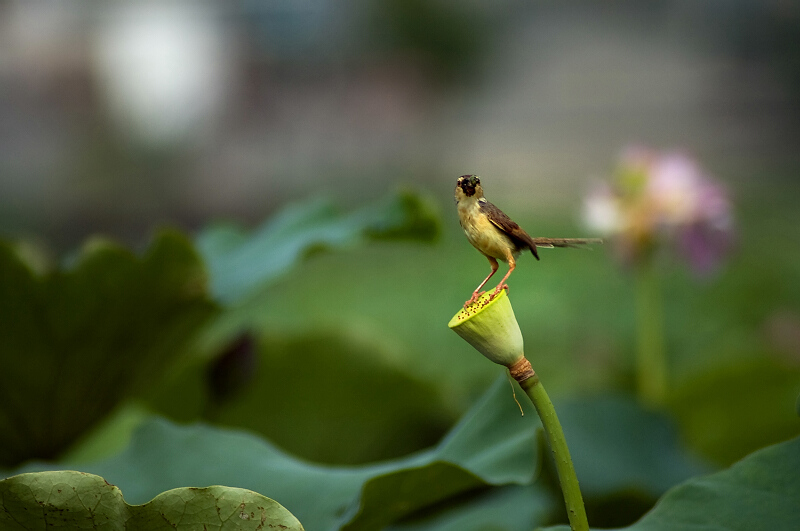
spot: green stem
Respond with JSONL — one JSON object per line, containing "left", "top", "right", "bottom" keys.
{"left": 519, "top": 372, "right": 589, "bottom": 531}
{"left": 634, "top": 258, "right": 667, "bottom": 406}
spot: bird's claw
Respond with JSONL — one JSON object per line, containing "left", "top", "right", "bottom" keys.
{"left": 464, "top": 285, "right": 510, "bottom": 308}
{"left": 489, "top": 284, "right": 509, "bottom": 300}
{"left": 464, "top": 290, "right": 486, "bottom": 308}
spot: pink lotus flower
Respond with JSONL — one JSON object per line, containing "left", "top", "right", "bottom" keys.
{"left": 584, "top": 147, "right": 734, "bottom": 275}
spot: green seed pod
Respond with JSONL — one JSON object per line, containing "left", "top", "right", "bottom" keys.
{"left": 448, "top": 289, "right": 524, "bottom": 367}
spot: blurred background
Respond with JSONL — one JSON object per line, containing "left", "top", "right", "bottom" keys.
{"left": 2, "top": 0, "right": 800, "bottom": 473}
{"left": 2, "top": 0, "right": 798, "bottom": 247}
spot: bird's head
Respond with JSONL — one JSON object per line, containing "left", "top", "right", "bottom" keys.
{"left": 455, "top": 175, "right": 483, "bottom": 201}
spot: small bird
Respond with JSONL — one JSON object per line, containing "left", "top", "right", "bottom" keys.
{"left": 455, "top": 175, "right": 601, "bottom": 307}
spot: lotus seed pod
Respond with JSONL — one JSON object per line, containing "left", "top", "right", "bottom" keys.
{"left": 448, "top": 289, "right": 524, "bottom": 367}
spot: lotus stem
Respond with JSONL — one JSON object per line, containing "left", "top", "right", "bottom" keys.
{"left": 449, "top": 290, "right": 589, "bottom": 531}
{"left": 635, "top": 258, "right": 667, "bottom": 406}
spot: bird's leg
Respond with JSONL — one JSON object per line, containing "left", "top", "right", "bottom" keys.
{"left": 465, "top": 257, "right": 499, "bottom": 307}
{"left": 490, "top": 253, "right": 516, "bottom": 300}
{"left": 473, "top": 257, "right": 499, "bottom": 294}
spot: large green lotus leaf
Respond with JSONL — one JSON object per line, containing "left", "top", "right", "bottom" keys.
{"left": 0, "top": 470, "right": 303, "bottom": 530}
{"left": 537, "top": 396, "right": 710, "bottom": 528}
{"left": 10, "top": 377, "right": 541, "bottom": 531}
{"left": 383, "top": 392, "right": 708, "bottom": 531}
{"left": 668, "top": 357, "right": 800, "bottom": 465}
{"left": 198, "top": 191, "right": 439, "bottom": 304}
{"left": 339, "top": 378, "right": 543, "bottom": 531}
{"left": 0, "top": 232, "right": 217, "bottom": 467}
{"left": 144, "top": 330, "right": 457, "bottom": 465}
{"left": 387, "top": 484, "right": 555, "bottom": 531}
{"left": 60, "top": 402, "right": 153, "bottom": 464}
{"left": 555, "top": 396, "right": 710, "bottom": 498}
{"left": 14, "top": 375, "right": 716, "bottom": 531}
{"left": 543, "top": 435, "right": 800, "bottom": 531}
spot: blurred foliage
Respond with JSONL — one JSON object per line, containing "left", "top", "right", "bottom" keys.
{"left": 539, "top": 396, "right": 708, "bottom": 528}
{"left": 669, "top": 357, "right": 800, "bottom": 465}
{"left": 198, "top": 190, "right": 439, "bottom": 304}
{"left": 0, "top": 190, "right": 440, "bottom": 469}
{"left": 1, "top": 182, "right": 800, "bottom": 528}
{"left": 13, "top": 378, "right": 539, "bottom": 531}
{"left": 544, "top": 435, "right": 800, "bottom": 531}
{"left": 0, "top": 471, "right": 303, "bottom": 530}
{"left": 389, "top": 484, "right": 554, "bottom": 531}
{"left": 553, "top": 397, "right": 709, "bottom": 497}
{"left": 9, "top": 377, "right": 710, "bottom": 531}
{"left": 146, "top": 330, "right": 457, "bottom": 465}
{"left": 245, "top": 183, "right": 800, "bottom": 467}
{"left": 0, "top": 231, "right": 217, "bottom": 468}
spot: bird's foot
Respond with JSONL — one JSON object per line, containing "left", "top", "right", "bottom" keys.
{"left": 464, "top": 290, "right": 486, "bottom": 308}
{"left": 489, "top": 284, "right": 509, "bottom": 300}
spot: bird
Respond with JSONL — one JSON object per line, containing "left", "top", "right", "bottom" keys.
{"left": 455, "top": 174, "right": 601, "bottom": 307}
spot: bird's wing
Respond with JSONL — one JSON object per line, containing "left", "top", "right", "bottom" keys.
{"left": 480, "top": 200, "right": 540, "bottom": 259}
{"left": 481, "top": 200, "right": 521, "bottom": 235}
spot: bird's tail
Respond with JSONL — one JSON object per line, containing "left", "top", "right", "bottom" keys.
{"left": 530, "top": 237, "right": 603, "bottom": 249}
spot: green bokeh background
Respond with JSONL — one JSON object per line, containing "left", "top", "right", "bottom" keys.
{"left": 1, "top": 2, "right": 799, "bottom": 529}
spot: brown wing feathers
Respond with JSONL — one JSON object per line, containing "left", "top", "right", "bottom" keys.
{"left": 480, "top": 200, "right": 541, "bottom": 260}
{"left": 480, "top": 200, "right": 601, "bottom": 258}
